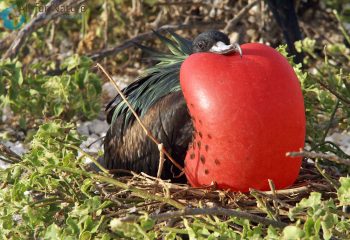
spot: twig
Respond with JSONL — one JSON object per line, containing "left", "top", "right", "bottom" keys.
{"left": 118, "top": 207, "right": 288, "bottom": 229}
{"left": 2, "top": 0, "right": 86, "bottom": 59}
{"left": 64, "top": 144, "right": 109, "bottom": 174}
{"left": 314, "top": 76, "right": 350, "bottom": 106}
{"left": 250, "top": 191, "right": 276, "bottom": 221}
{"left": 314, "top": 160, "right": 339, "bottom": 189}
{"left": 89, "top": 22, "right": 224, "bottom": 61}
{"left": 86, "top": 136, "right": 105, "bottom": 148}
{"left": 263, "top": 186, "right": 310, "bottom": 196}
{"left": 321, "top": 99, "right": 340, "bottom": 142}
{"left": 287, "top": 150, "right": 350, "bottom": 167}
{"left": 223, "top": 0, "right": 261, "bottom": 33}
{"left": 157, "top": 143, "right": 165, "bottom": 179}
{"left": 334, "top": 10, "right": 350, "bottom": 46}
{"left": 251, "top": 189, "right": 293, "bottom": 209}
{"left": 268, "top": 179, "right": 281, "bottom": 221}
{"left": 54, "top": 166, "right": 185, "bottom": 209}
{"left": 95, "top": 63, "right": 184, "bottom": 173}
{"left": 0, "top": 143, "right": 22, "bottom": 164}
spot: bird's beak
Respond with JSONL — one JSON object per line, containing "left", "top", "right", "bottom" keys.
{"left": 209, "top": 41, "right": 242, "bottom": 58}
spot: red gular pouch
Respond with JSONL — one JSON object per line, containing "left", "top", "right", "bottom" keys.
{"left": 180, "top": 43, "right": 306, "bottom": 192}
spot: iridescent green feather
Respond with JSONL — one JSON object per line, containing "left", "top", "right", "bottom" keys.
{"left": 107, "top": 31, "right": 193, "bottom": 130}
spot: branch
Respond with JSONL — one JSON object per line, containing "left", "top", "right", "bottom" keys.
{"left": 88, "top": 22, "right": 224, "bottom": 60}
{"left": 54, "top": 166, "right": 185, "bottom": 209}
{"left": 0, "top": 143, "right": 22, "bottom": 164}
{"left": 223, "top": 0, "right": 261, "bottom": 33}
{"left": 95, "top": 63, "right": 184, "bottom": 174}
{"left": 2, "top": 0, "right": 86, "bottom": 59}
{"left": 287, "top": 150, "right": 350, "bottom": 167}
{"left": 118, "top": 207, "right": 288, "bottom": 229}
{"left": 315, "top": 77, "right": 350, "bottom": 106}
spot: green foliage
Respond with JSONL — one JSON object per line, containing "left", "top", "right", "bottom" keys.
{"left": 338, "top": 177, "right": 350, "bottom": 205}
{"left": 0, "top": 55, "right": 101, "bottom": 126}
{"left": 288, "top": 193, "right": 339, "bottom": 240}
{"left": 0, "top": 121, "right": 112, "bottom": 239}
{"left": 1, "top": 121, "right": 348, "bottom": 239}
{"left": 110, "top": 215, "right": 157, "bottom": 239}
{"left": 1, "top": 1, "right": 350, "bottom": 239}
{"left": 277, "top": 40, "right": 350, "bottom": 153}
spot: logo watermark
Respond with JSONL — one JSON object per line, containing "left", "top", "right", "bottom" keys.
{"left": 0, "top": 6, "right": 25, "bottom": 30}
{"left": 0, "top": 2, "right": 86, "bottom": 31}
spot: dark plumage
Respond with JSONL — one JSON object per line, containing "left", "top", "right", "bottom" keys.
{"left": 266, "top": 0, "right": 304, "bottom": 63}
{"left": 100, "top": 3, "right": 305, "bottom": 180}
{"left": 192, "top": 31, "right": 230, "bottom": 53}
{"left": 104, "top": 91, "right": 192, "bottom": 180}
{"left": 100, "top": 30, "right": 236, "bottom": 181}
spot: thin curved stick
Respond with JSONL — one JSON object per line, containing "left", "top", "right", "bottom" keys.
{"left": 96, "top": 63, "right": 184, "bottom": 173}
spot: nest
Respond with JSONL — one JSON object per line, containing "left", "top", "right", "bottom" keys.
{"left": 93, "top": 159, "right": 340, "bottom": 228}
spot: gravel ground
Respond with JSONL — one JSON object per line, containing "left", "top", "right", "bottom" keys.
{"left": 325, "top": 132, "right": 350, "bottom": 155}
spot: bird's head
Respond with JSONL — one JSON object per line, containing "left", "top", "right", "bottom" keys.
{"left": 192, "top": 30, "right": 242, "bottom": 56}
{"left": 107, "top": 30, "right": 242, "bottom": 128}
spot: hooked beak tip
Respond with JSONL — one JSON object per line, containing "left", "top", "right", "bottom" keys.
{"left": 234, "top": 43, "right": 243, "bottom": 58}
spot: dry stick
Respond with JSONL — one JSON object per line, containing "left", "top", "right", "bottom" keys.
{"left": 64, "top": 144, "right": 109, "bottom": 174}
{"left": 89, "top": 22, "right": 224, "bottom": 61}
{"left": 0, "top": 143, "right": 22, "bottom": 164}
{"left": 314, "top": 77, "right": 350, "bottom": 106}
{"left": 118, "top": 207, "right": 288, "bottom": 229}
{"left": 2, "top": 0, "right": 86, "bottom": 59}
{"left": 321, "top": 99, "right": 340, "bottom": 143}
{"left": 157, "top": 143, "right": 165, "bottom": 179}
{"left": 287, "top": 150, "right": 350, "bottom": 167}
{"left": 54, "top": 166, "right": 185, "bottom": 209}
{"left": 251, "top": 189, "right": 294, "bottom": 209}
{"left": 95, "top": 63, "right": 184, "bottom": 174}
{"left": 314, "top": 160, "right": 340, "bottom": 189}
{"left": 250, "top": 190, "right": 276, "bottom": 221}
{"left": 333, "top": 10, "right": 350, "bottom": 46}
{"left": 223, "top": 0, "right": 261, "bottom": 33}
{"left": 263, "top": 186, "right": 310, "bottom": 196}
{"left": 268, "top": 179, "right": 281, "bottom": 221}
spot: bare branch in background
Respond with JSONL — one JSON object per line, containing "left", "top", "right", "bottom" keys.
{"left": 287, "top": 150, "right": 350, "bottom": 167}
{"left": 2, "top": 0, "right": 86, "bottom": 59}
{"left": 89, "top": 22, "right": 225, "bottom": 61}
{"left": 0, "top": 143, "right": 21, "bottom": 164}
{"left": 117, "top": 207, "right": 288, "bottom": 229}
{"left": 223, "top": 0, "right": 261, "bottom": 34}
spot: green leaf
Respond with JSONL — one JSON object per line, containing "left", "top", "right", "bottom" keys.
{"left": 140, "top": 217, "right": 155, "bottom": 231}
{"left": 44, "top": 224, "right": 62, "bottom": 239}
{"left": 338, "top": 177, "right": 350, "bottom": 205}
{"left": 79, "top": 231, "right": 92, "bottom": 240}
{"left": 66, "top": 217, "right": 80, "bottom": 235}
{"left": 15, "top": 68, "right": 24, "bottom": 85}
{"left": 53, "top": 103, "right": 64, "bottom": 116}
{"left": 282, "top": 226, "right": 305, "bottom": 240}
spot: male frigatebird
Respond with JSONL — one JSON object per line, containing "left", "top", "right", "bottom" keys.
{"left": 101, "top": 30, "right": 242, "bottom": 181}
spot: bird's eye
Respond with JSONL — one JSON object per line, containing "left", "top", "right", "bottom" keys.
{"left": 197, "top": 41, "right": 205, "bottom": 49}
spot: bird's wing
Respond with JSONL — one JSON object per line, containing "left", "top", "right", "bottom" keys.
{"left": 105, "top": 31, "right": 193, "bottom": 132}
{"left": 103, "top": 91, "right": 192, "bottom": 180}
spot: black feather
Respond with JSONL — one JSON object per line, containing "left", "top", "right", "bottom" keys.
{"left": 106, "top": 31, "right": 192, "bottom": 132}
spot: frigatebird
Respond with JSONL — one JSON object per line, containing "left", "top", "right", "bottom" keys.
{"left": 100, "top": 30, "right": 242, "bottom": 181}
{"left": 98, "top": 1, "right": 304, "bottom": 182}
